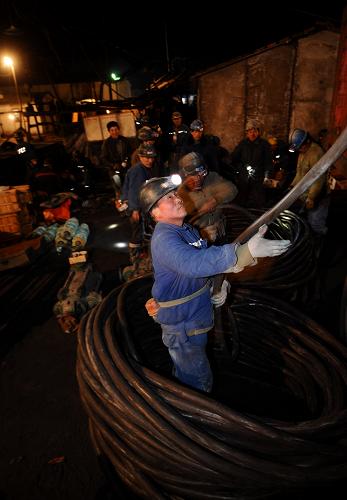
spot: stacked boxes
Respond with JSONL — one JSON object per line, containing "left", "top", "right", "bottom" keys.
{"left": 0, "top": 186, "right": 33, "bottom": 236}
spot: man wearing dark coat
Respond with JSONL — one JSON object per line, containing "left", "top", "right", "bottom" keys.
{"left": 231, "top": 120, "right": 273, "bottom": 208}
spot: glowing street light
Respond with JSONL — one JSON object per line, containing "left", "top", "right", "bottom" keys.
{"left": 110, "top": 72, "right": 121, "bottom": 81}
{"left": 3, "top": 55, "right": 23, "bottom": 129}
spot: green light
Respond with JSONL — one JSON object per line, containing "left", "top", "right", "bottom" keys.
{"left": 111, "top": 72, "right": 121, "bottom": 81}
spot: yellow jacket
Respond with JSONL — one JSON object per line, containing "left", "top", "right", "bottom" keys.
{"left": 291, "top": 142, "right": 326, "bottom": 202}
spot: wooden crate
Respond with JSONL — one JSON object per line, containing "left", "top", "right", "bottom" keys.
{"left": 0, "top": 186, "right": 33, "bottom": 205}
{"left": 0, "top": 212, "right": 33, "bottom": 235}
{"left": 0, "top": 202, "right": 21, "bottom": 215}
{"left": 0, "top": 188, "right": 19, "bottom": 204}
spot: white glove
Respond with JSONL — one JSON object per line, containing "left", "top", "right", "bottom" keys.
{"left": 247, "top": 224, "right": 291, "bottom": 258}
{"left": 211, "top": 280, "right": 230, "bottom": 308}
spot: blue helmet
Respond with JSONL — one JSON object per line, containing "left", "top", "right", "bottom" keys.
{"left": 190, "top": 119, "right": 204, "bottom": 132}
{"left": 289, "top": 128, "right": 308, "bottom": 152}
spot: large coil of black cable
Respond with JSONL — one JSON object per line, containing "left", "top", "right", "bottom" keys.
{"left": 77, "top": 274, "right": 347, "bottom": 500}
{"left": 223, "top": 206, "right": 318, "bottom": 307}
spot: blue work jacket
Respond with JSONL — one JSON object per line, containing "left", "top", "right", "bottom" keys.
{"left": 122, "top": 163, "right": 152, "bottom": 212}
{"left": 151, "top": 222, "right": 237, "bottom": 333}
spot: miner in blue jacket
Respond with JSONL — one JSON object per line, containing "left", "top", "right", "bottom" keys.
{"left": 139, "top": 176, "right": 291, "bottom": 392}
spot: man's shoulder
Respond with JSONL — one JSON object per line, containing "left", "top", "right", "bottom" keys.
{"left": 301, "top": 142, "right": 324, "bottom": 164}
{"left": 205, "top": 171, "right": 231, "bottom": 187}
{"left": 205, "top": 171, "right": 222, "bottom": 182}
{"left": 309, "top": 142, "right": 324, "bottom": 155}
{"left": 204, "top": 172, "right": 237, "bottom": 199}
{"left": 153, "top": 222, "right": 183, "bottom": 240}
{"left": 119, "top": 135, "right": 130, "bottom": 142}
{"left": 127, "top": 163, "right": 144, "bottom": 178}
{"left": 252, "top": 137, "right": 270, "bottom": 147}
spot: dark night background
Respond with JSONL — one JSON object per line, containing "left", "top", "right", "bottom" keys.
{"left": 0, "top": 1, "right": 345, "bottom": 88}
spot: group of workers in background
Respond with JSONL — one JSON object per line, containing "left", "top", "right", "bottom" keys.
{"left": 3, "top": 112, "right": 329, "bottom": 253}
{"left": 102, "top": 113, "right": 329, "bottom": 276}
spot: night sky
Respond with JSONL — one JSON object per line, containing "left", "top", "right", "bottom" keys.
{"left": 0, "top": 1, "right": 345, "bottom": 85}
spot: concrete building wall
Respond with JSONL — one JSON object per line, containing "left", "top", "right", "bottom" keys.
{"left": 199, "top": 62, "right": 246, "bottom": 151}
{"left": 291, "top": 31, "right": 339, "bottom": 135}
{"left": 197, "top": 30, "right": 339, "bottom": 152}
{"left": 245, "top": 45, "right": 295, "bottom": 142}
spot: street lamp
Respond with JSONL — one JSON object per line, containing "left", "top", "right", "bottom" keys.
{"left": 3, "top": 55, "right": 23, "bottom": 130}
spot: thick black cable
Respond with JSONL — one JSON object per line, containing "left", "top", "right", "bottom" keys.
{"left": 77, "top": 277, "right": 347, "bottom": 498}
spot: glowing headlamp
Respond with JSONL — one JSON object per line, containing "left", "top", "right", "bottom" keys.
{"left": 246, "top": 165, "right": 255, "bottom": 177}
{"left": 170, "top": 174, "right": 182, "bottom": 186}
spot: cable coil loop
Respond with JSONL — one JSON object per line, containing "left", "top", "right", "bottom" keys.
{"left": 77, "top": 272, "right": 347, "bottom": 499}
